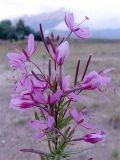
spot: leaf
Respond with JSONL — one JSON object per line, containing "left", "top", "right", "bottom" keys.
{"left": 58, "top": 100, "right": 71, "bottom": 123}
{"left": 68, "top": 128, "right": 75, "bottom": 139}
{"left": 58, "top": 116, "right": 71, "bottom": 129}
{"left": 47, "top": 138, "right": 54, "bottom": 153}
{"left": 60, "top": 151, "right": 70, "bottom": 158}
{"left": 20, "top": 148, "right": 49, "bottom": 156}
{"left": 34, "top": 112, "right": 40, "bottom": 120}
{"left": 59, "top": 100, "right": 69, "bottom": 113}
{"left": 56, "top": 127, "right": 71, "bottom": 154}
{"left": 65, "top": 146, "right": 95, "bottom": 155}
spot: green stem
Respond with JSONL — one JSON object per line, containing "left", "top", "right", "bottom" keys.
{"left": 48, "top": 140, "right": 53, "bottom": 153}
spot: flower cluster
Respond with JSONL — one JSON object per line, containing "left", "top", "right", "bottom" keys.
{"left": 8, "top": 12, "right": 113, "bottom": 159}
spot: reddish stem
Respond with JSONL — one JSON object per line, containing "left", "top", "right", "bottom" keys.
{"left": 81, "top": 55, "right": 92, "bottom": 81}
{"left": 74, "top": 59, "right": 80, "bottom": 86}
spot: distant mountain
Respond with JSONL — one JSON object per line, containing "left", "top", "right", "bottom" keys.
{"left": 91, "top": 29, "right": 120, "bottom": 39}
{"left": 12, "top": 9, "right": 120, "bottom": 39}
{"left": 47, "top": 29, "right": 120, "bottom": 40}
{"left": 12, "top": 9, "right": 65, "bottom": 31}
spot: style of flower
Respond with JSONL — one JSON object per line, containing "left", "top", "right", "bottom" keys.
{"left": 65, "top": 12, "right": 90, "bottom": 38}
{"left": 83, "top": 131, "right": 105, "bottom": 144}
{"left": 30, "top": 113, "right": 55, "bottom": 139}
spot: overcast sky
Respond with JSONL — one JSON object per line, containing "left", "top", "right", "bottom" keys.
{"left": 0, "top": 0, "right": 120, "bottom": 29}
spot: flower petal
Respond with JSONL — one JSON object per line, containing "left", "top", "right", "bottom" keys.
{"left": 70, "top": 107, "right": 79, "bottom": 123}
{"left": 74, "top": 28, "right": 90, "bottom": 39}
{"left": 49, "top": 90, "right": 62, "bottom": 104}
{"left": 30, "top": 120, "right": 47, "bottom": 130}
{"left": 11, "top": 93, "right": 34, "bottom": 109}
{"left": 68, "top": 93, "right": 82, "bottom": 102}
{"left": 34, "top": 90, "right": 47, "bottom": 104}
{"left": 33, "top": 132, "right": 46, "bottom": 139}
{"left": 62, "top": 75, "right": 71, "bottom": 91}
{"left": 65, "top": 12, "right": 74, "bottom": 30}
{"left": 56, "top": 41, "right": 69, "bottom": 65}
{"left": 27, "top": 34, "right": 35, "bottom": 56}
{"left": 7, "top": 52, "right": 25, "bottom": 69}
{"left": 47, "top": 115, "right": 55, "bottom": 129}
{"left": 83, "top": 131, "right": 105, "bottom": 143}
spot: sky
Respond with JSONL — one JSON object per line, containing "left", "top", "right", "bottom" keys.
{"left": 0, "top": 0, "right": 120, "bottom": 29}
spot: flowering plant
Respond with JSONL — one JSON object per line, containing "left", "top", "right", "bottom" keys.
{"left": 7, "top": 12, "right": 113, "bottom": 160}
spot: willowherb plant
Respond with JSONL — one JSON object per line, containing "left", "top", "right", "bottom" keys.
{"left": 7, "top": 12, "right": 113, "bottom": 160}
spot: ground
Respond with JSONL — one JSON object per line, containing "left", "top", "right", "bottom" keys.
{"left": 0, "top": 40, "right": 120, "bottom": 160}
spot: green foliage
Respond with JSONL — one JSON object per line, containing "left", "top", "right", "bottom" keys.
{"left": 34, "top": 31, "right": 42, "bottom": 41}
{"left": 34, "top": 112, "right": 40, "bottom": 120}
{"left": 58, "top": 116, "right": 71, "bottom": 129}
{"left": 0, "top": 19, "right": 41, "bottom": 41}
{"left": 0, "top": 20, "right": 13, "bottom": 40}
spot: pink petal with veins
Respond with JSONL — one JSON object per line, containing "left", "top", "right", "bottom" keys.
{"left": 62, "top": 75, "right": 71, "bottom": 91}
{"left": 27, "top": 34, "right": 35, "bottom": 56}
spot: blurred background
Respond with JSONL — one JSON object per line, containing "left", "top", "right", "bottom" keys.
{"left": 0, "top": 0, "right": 120, "bottom": 160}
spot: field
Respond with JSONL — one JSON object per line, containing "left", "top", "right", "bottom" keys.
{"left": 0, "top": 39, "right": 120, "bottom": 160}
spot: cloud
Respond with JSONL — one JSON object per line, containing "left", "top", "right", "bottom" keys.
{"left": 0, "top": 0, "right": 120, "bottom": 29}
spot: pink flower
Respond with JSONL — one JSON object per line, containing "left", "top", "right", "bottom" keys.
{"left": 7, "top": 52, "right": 26, "bottom": 69}
{"left": 48, "top": 90, "right": 63, "bottom": 104}
{"left": 70, "top": 107, "right": 84, "bottom": 123}
{"left": 65, "top": 12, "right": 90, "bottom": 39}
{"left": 16, "top": 74, "right": 33, "bottom": 93}
{"left": 11, "top": 88, "right": 62, "bottom": 109}
{"left": 68, "top": 93, "right": 82, "bottom": 102}
{"left": 16, "top": 74, "right": 48, "bottom": 93}
{"left": 56, "top": 41, "right": 69, "bottom": 65}
{"left": 7, "top": 34, "right": 35, "bottom": 69}
{"left": 30, "top": 113, "right": 55, "bottom": 139}
{"left": 33, "top": 90, "right": 47, "bottom": 104}
{"left": 70, "top": 107, "right": 93, "bottom": 129}
{"left": 33, "top": 89, "right": 62, "bottom": 105}
{"left": 81, "top": 68, "right": 113, "bottom": 91}
{"left": 32, "top": 76, "right": 48, "bottom": 91}
{"left": 11, "top": 92, "right": 35, "bottom": 109}
{"left": 83, "top": 131, "right": 105, "bottom": 144}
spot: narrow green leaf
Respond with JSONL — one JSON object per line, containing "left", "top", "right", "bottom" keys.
{"left": 34, "top": 112, "right": 39, "bottom": 120}
{"left": 58, "top": 116, "right": 71, "bottom": 129}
